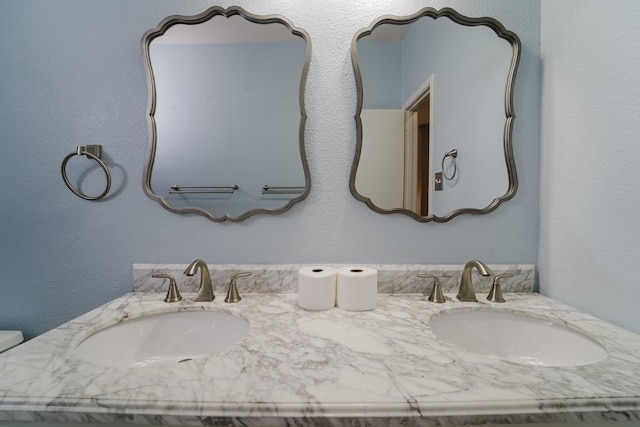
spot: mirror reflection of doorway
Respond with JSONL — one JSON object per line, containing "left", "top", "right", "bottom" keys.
{"left": 403, "top": 74, "right": 433, "bottom": 217}
{"left": 416, "top": 98, "right": 430, "bottom": 216}
{"left": 356, "top": 75, "right": 433, "bottom": 216}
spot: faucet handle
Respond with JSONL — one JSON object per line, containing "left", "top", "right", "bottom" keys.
{"left": 225, "top": 272, "right": 251, "bottom": 303}
{"left": 152, "top": 274, "right": 182, "bottom": 303}
{"left": 417, "top": 274, "right": 445, "bottom": 303}
{"left": 486, "top": 273, "right": 513, "bottom": 303}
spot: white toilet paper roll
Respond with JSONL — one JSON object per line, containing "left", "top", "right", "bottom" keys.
{"left": 297, "top": 266, "right": 337, "bottom": 310}
{"left": 336, "top": 267, "right": 377, "bottom": 311}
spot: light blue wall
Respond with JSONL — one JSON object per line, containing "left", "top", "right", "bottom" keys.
{"left": 0, "top": 0, "right": 540, "bottom": 339}
{"left": 358, "top": 41, "right": 402, "bottom": 109}
{"left": 539, "top": 0, "right": 640, "bottom": 334}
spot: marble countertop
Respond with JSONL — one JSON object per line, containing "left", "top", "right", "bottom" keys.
{"left": 1, "top": 291, "right": 640, "bottom": 426}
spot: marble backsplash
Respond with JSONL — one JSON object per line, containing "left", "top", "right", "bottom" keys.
{"left": 133, "top": 263, "right": 536, "bottom": 294}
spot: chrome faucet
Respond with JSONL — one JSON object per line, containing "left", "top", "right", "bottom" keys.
{"left": 184, "top": 259, "right": 214, "bottom": 302}
{"left": 457, "top": 260, "right": 492, "bottom": 302}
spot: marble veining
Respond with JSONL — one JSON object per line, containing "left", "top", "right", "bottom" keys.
{"left": 132, "top": 263, "right": 536, "bottom": 294}
{"left": 1, "top": 288, "right": 640, "bottom": 426}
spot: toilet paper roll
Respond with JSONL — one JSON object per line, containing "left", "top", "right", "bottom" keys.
{"left": 336, "top": 267, "right": 378, "bottom": 311}
{"left": 297, "top": 266, "right": 337, "bottom": 310}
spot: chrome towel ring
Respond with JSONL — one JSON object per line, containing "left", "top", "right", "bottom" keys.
{"left": 61, "top": 145, "right": 112, "bottom": 201}
{"left": 441, "top": 149, "right": 458, "bottom": 181}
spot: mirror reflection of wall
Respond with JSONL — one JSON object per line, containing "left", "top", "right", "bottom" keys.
{"left": 143, "top": 8, "right": 311, "bottom": 222}
{"left": 352, "top": 8, "right": 520, "bottom": 222}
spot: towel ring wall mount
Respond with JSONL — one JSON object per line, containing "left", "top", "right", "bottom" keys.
{"left": 441, "top": 149, "right": 458, "bottom": 181}
{"left": 61, "top": 145, "right": 112, "bottom": 201}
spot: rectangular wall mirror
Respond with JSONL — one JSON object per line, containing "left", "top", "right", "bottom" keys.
{"left": 351, "top": 8, "right": 521, "bottom": 222}
{"left": 142, "top": 6, "right": 311, "bottom": 222}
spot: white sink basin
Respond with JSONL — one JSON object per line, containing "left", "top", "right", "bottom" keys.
{"left": 76, "top": 311, "right": 249, "bottom": 368}
{"left": 429, "top": 310, "right": 608, "bottom": 367}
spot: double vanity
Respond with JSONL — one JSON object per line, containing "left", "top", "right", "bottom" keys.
{"left": 3, "top": 8, "right": 637, "bottom": 426}
{"left": 1, "top": 263, "right": 640, "bottom": 426}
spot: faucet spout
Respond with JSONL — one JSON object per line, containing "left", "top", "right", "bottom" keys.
{"left": 457, "top": 260, "right": 492, "bottom": 302}
{"left": 184, "top": 259, "right": 214, "bottom": 302}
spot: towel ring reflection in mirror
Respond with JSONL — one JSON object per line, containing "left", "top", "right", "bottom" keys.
{"left": 441, "top": 149, "right": 458, "bottom": 181}
{"left": 61, "top": 145, "right": 112, "bottom": 201}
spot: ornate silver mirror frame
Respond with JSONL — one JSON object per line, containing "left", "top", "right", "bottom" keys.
{"left": 350, "top": 8, "right": 521, "bottom": 222}
{"left": 142, "top": 6, "right": 311, "bottom": 222}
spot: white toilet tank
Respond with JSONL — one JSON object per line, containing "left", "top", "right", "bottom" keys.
{"left": 0, "top": 331, "right": 24, "bottom": 353}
